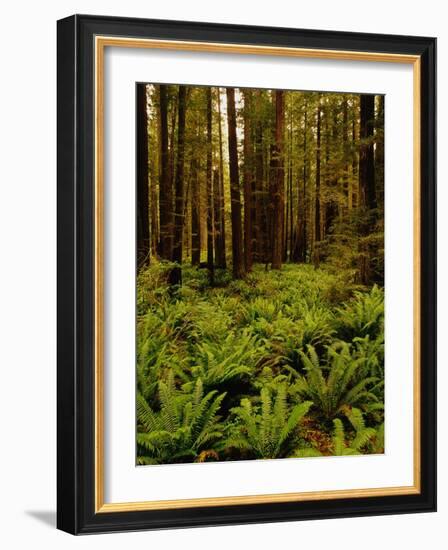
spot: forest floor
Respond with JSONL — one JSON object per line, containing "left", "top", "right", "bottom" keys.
{"left": 136, "top": 263, "right": 385, "bottom": 465}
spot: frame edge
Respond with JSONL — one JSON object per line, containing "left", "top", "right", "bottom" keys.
{"left": 57, "top": 14, "right": 437, "bottom": 534}
{"left": 57, "top": 14, "right": 79, "bottom": 535}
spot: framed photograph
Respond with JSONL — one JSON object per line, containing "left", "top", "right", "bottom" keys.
{"left": 57, "top": 14, "right": 436, "bottom": 534}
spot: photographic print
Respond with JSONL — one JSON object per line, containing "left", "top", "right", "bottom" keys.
{"left": 136, "top": 84, "right": 385, "bottom": 466}
{"left": 58, "top": 16, "right": 436, "bottom": 533}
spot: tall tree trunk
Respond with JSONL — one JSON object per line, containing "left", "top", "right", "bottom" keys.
{"left": 170, "top": 86, "right": 187, "bottom": 285}
{"left": 314, "top": 95, "right": 322, "bottom": 267}
{"left": 324, "top": 100, "right": 339, "bottom": 236}
{"left": 302, "top": 97, "right": 308, "bottom": 263}
{"left": 213, "top": 167, "right": 221, "bottom": 265}
{"left": 150, "top": 176, "right": 159, "bottom": 258}
{"left": 243, "top": 90, "right": 253, "bottom": 272}
{"left": 191, "top": 155, "right": 201, "bottom": 265}
{"left": 136, "top": 84, "right": 150, "bottom": 269}
{"left": 215, "top": 89, "right": 227, "bottom": 268}
{"left": 343, "top": 96, "right": 352, "bottom": 211}
{"left": 287, "top": 100, "right": 293, "bottom": 261}
{"left": 226, "top": 87, "right": 245, "bottom": 279}
{"left": 359, "top": 94, "right": 376, "bottom": 210}
{"left": 168, "top": 91, "right": 177, "bottom": 222}
{"left": 292, "top": 97, "right": 307, "bottom": 263}
{"left": 158, "top": 85, "right": 173, "bottom": 259}
{"left": 254, "top": 93, "right": 265, "bottom": 262}
{"left": 149, "top": 87, "right": 159, "bottom": 260}
{"left": 352, "top": 108, "right": 358, "bottom": 209}
{"left": 184, "top": 161, "right": 192, "bottom": 260}
{"left": 270, "top": 90, "right": 285, "bottom": 270}
{"left": 374, "top": 95, "right": 385, "bottom": 208}
{"left": 284, "top": 162, "right": 290, "bottom": 261}
{"left": 358, "top": 93, "right": 376, "bottom": 285}
{"left": 206, "top": 88, "right": 215, "bottom": 284}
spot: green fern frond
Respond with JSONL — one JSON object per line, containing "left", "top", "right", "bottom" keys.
{"left": 136, "top": 392, "right": 158, "bottom": 433}
{"left": 277, "top": 400, "right": 312, "bottom": 452}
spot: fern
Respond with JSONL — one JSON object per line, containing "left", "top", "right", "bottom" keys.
{"left": 227, "top": 387, "right": 312, "bottom": 459}
{"left": 136, "top": 263, "right": 385, "bottom": 465}
{"left": 331, "top": 407, "right": 378, "bottom": 455}
{"left": 184, "top": 330, "right": 263, "bottom": 393}
{"left": 335, "top": 285, "right": 384, "bottom": 341}
{"left": 290, "top": 342, "right": 379, "bottom": 419}
{"left": 136, "top": 376, "right": 226, "bottom": 464}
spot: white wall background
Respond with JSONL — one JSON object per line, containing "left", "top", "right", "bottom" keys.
{"left": 0, "top": 1, "right": 443, "bottom": 547}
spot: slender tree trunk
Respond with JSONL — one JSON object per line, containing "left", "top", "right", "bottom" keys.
{"left": 323, "top": 100, "right": 329, "bottom": 236}
{"left": 213, "top": 167, "right": 221, "bottom": 265}
{"left": 343, "top": 96, "right": 352, "bottom": 211}
{"left": 150, "top": 173, "right": 159, "bottom": 258}
{"left": 137, "top": 84, "right": 150, "bottom": 269}
{"left": 287, "top": 169, "right": 293, "bottom": 261}
{"left": 282, "top": 141, "right": 288, "bottom": 264}
{"left": 254, "top": 93, "right": 265, "bottom": 262}
{"left": 292, "top": 98, "right": 307, "bottom": 263}
{"left": 226, "top": 87, "right": 245, "bottom": 279}
{"left": 191, "top": 155, "right": 201, "bottom": 265}
{"left": 168, "top": 91, "right": 177, "bottom": 222}
{"left": 324, "top": 100, "right": 338, "bottom": 236}
{"left": 206, "top": 88, "right": 215, "bottom": 284}
{"left": 170, "top": 86, "right": 187, "bottom": 285}
{"left": 374, "top": 95, "right": 385, "bottom": 208}
{"left": 284, "top": 165, "right": 289, "bottom": 261}
{"left": 270, "top": 90, "right": 285, "bottom": 270}
{"left": 359, "top": 94, "right": 376, "bottom": 210}
{"left": 287, "top": 101, "right": 293, "bottom": 261}
{"left": 302, "top": 98, "right": 308, "bottom": 263}
{"left": 243, "top": 90, "right": 253, "bottom": 272}
{"left": 313, "top": 95, "right": 322, "bottom": 267}
{"left": 352, "top": 100, "right": 359, "bottom": 209}
{"left": 148, "top": 86, "right": 159, "bottom": 259}
{"left": 158, "top": 85, "right": 173, "bottom": 260}
{"left": 215, "top": 89, "right": 227, "bottom": 268}
{"left": 357, "top": 94, "right": 376, "bottom": 285}
{"left": 262, "top": 140, "right": 271, "bottom": 267}
{"left": 184, "top": 162, "right": 192, "bottom": 260}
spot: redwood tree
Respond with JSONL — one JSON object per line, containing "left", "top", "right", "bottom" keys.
{"left": 358, "top": 93, "right": 377, "bottom": 284}
{"left": 158, "top": 85, "right": 173, "bottom": 260}
{"left": 226, "top": 87, "right": 245, "bottom": 279}
{"left": 136, "top": 84, "right": 150, "bottom": 269}
{"left": 190, "top": 155, "right": 201, "bottom": 265}
{"left": 206, "top": 88, "right": 215, "bottom": 284}
{"left": 243, "top": 89, "right": 254, "bottom": 272}
{"left": 214, "top": 88, "right": 227, "bottom": 269}
{"left": 270, "top": 90, "right": 285, "bottom": 270}
{"left": 313, "top": 95, "right": 322, "bottom": 268}
{"left": 359, "top": 94, "right": 376, "bottom": 210}
{"left": 171, "top": 85, "right": 187, "bottom": 285}
{"left": 254, "top": 91, "right": 265, "bottom": 262}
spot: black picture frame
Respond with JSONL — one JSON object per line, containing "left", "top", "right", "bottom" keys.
{"left": 57, "top": 14, "right": 436, "bottom": 535}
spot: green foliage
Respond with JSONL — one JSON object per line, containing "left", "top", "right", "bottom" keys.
{"left": 137, "top": 311, "right": 189, "bottom": 401}
{"left": 331, "top": 407, "right": 378, "bottom": 456}
{"left": 137, "top": 376, "right": 226, "bottom": 464}
{"left": 290, "top": 342, "right": 380, "bottom": 419}
{"left": 293, "top": 407, "right": 382, "bottom": 457}
{"left": 335, "top": 285, "right": 384, "bottom": 341}
{"left": 136, "top": 263, "right": 384, "bottom": 464}
{"left": 226, "top": 386, "right": 312, "bottom": 459}
{"left": 324, "top": 212, "right": 384, "bottom": 287}
{"left": 184, "top": 330, "right": 262, "bottom": 393}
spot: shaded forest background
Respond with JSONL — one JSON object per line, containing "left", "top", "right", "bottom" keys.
{"left": 137, "top": 85, "right": 384, "bottom": 284}
{"left": 135, "top": 84, "right": 385, "bottom": 465}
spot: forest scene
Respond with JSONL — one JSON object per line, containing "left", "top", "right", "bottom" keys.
{"left": 136, "top": 83, "right": 385, "bottom": 465}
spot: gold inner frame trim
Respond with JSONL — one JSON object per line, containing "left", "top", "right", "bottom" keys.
{"left": 94, "top": 35, "right": 421, "bottom": 513}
